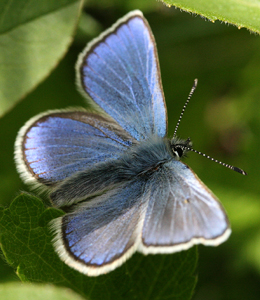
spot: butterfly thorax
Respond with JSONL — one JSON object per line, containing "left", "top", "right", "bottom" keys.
{"left": 120, "top": 136, "right": 191, "bottom": 178}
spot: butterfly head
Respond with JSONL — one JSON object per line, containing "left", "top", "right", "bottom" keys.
{"left": 170, "top": 137, "right": 193, "bottom": 160}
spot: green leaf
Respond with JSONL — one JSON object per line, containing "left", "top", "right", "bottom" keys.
{"left": 0, "top": 0, "right": 83, "bottom": 117}
{"left": 162, "top": 0, "right": 260, "bottom": 34}
{"left": 0, "top": 282, "right": 85, "bottom": 300}
{"left": 0, "top": 0, "right": 81, "bottom": 34}
{"left": 0, "top": 194, "right": 197, "bottom": 299}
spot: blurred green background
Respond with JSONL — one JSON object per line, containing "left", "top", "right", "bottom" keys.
{"left": 1, "top": 0, "right": 260, "bottom": 299}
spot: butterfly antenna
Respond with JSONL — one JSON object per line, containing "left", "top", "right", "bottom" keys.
{"left": 173, "top": 79, "right": 246, "bottom": 175}
{"left": 173, "top": 79, "right": 198, "bottom": 138}
{"left": 183, "top": 145, "right": 247, "bottom": 175}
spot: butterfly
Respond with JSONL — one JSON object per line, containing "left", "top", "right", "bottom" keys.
{"left": 15, "top": 10, "right": 246, "bottom": 276}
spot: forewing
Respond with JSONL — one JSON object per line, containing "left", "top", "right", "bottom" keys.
{"left": 76, "top": 10, "right": 167, "bottom": 141}
{"left": 51, "top": 179, "right": 147, "bottom": 276}
{"left": 15, "top": 110, "right": 135, "bottom": 189}
{"left": 140, "top": 160, "right": 231, "bottom": 254}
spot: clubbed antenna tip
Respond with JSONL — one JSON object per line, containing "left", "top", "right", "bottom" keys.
{"left": 233, "top": 167, "right": 247, "bottom": 175}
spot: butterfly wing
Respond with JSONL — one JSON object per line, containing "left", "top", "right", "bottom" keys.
{"left": 140, "top": 160, "right": 231, "bottom": 254}
{"left": 51, "top": 179, "right": 147, "bottom": 276}
{"left": 15, "top": 110, "right": 135, "bottom": 191}
{"left": 76, "top": 10, "right": 167, "bottom": 141}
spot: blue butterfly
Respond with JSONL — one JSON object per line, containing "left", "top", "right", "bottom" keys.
{"left": 15, "top": 10, "right": 246, "bottom": 276}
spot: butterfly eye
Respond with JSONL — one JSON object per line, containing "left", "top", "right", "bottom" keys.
{"left": 172, "top": 146, "right": 183, "bottom": 159}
